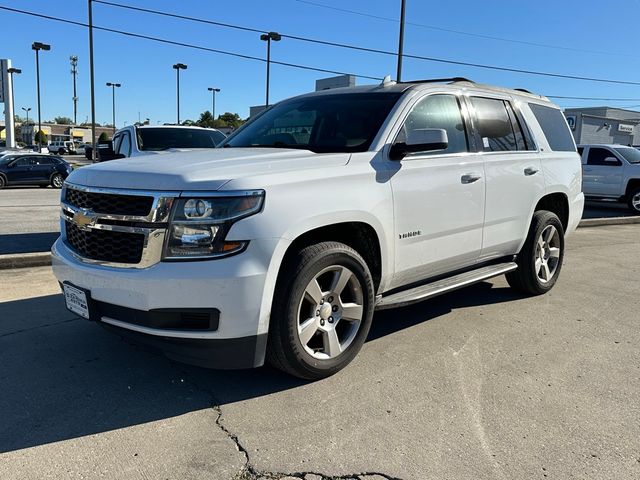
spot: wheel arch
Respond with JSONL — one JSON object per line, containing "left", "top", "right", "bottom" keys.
{"left": 534, "top": 192, "right": 569, "bottom": 232}
{"left": 624, "top": 178, "right": 640, "bottom": 199}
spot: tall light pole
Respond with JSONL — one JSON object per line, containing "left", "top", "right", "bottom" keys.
{"left": 88, "top": 0, "right": 97, "bottom": 161}
{"left": 106, "top": 82, "right": 121, "bottom": 133}
{"left": 7, "top": 67, "right": 21, "bottom": 125}
{"left": 70, "top": 55, "right": 78, "bottom": 125}
{"left": 397, "top": 0, "right": 406, "bottom": 82}
{"left": 207, "top": 87, "right": 220, "bottom": 120}
{"left": 32, "top": 41, "right": 51, "bottom": 152}
{"left": 259, "top": 32, "right": 281, "bottom": 107}
{"left": 172, "top": 63, "right": 187, "bottom": 124}
{"left": 22, "top": 107, "right": 31, "bottom": 144}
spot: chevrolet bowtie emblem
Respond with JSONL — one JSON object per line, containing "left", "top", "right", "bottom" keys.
{"left": 73, "top": 210, "right": 97, "bottom": 229}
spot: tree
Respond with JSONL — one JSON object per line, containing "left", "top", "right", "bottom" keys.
{"left": 34, "top": 130, "right": 47, "bottom": 145}
{"left": 195, "top": 111, "right": 215, "bottom": 128}
{"left": 98, "top": 132, "right": 109, "bottom": 142}
{"left": 181, "top": 119, "right": 196, "bottom": 126}
{"left": 218, "top": 112, "right": 244, "bottom": 129}
{"left": 54, "top": 116, "right": 73, "bottom": 125}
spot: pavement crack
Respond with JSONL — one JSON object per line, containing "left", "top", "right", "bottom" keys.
{"left": 170, "top": 366, "right": 404, "bottom": 480}
{"left": 0, "top": 317, "right": 78, "bottom": 338}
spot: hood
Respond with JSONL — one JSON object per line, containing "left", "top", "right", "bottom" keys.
{"left": 67, "top": 148, "right": 350, "bottom": 191}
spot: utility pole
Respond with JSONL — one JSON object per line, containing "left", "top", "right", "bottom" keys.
{"left": 208, "top": 87, "right": 220, "bottom": 120}
{"left": 88, "top": 0, "right": 97, "bottom": 161}
{"left": 172, "top": 63, "right": 187, "bottom": 124}
{"left": 106, "top": 82, "right": 121, "bottom": 133}
{"left": 70, "top": 55, "right": 78, "bottom": 125}
{"left": 32, "top": 42, "right": 51, "bottom": 152}
{"left": 396, "top": 0, "right": 406, "bottom": 82}
{"left": 1, "top": 59, "right": 17, "bottom": 149}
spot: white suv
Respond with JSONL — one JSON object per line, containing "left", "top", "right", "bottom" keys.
{"left": 578, "top": 144, "right": 640, "bottom": 213}
{"left": 52, "top": 78, "right": 584, "bottom": 379}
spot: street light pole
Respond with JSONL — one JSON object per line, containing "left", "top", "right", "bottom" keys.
{"left": 106, "top": 82, "right": 121, "bottom": 134}
{"left": 207, "top": 87, "right": 220, "bottom": 120}
{"left": 397, "top": 0, "right": 406, "bottom": 82}
{"left": 32, "top": 42, "right": 51, "bottom": 153}
{"left": 70, "top": 55, "right": 78, "bottom": 125}
{"left": 172, "top": 63, "right": 187, "bottom": 124}
{"left": 259, "top": 32, "right": 281, "bottom": 107}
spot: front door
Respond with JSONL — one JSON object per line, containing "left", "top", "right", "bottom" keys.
{"left": 6, "top": 157, "right": 36, "bottom": 183}
{"left": 389, "top": 93, "right": 485, "bottom": 288}
{"left": 582, "top": 146, "right": 624, "bottom": 196}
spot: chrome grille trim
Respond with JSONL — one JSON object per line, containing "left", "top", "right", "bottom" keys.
{"left": 60, "top": 183, "right": 179, "bottom": 269}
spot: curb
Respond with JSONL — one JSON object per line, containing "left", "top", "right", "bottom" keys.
{"left": 578, "top": 216, "right": 640, "bottom": 228}
{"left": 0, "top": 252, "right": 51, "bottom": 270}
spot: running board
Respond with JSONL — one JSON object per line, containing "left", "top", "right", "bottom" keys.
{"left": 376, "top": 262, "right": 518, "bottom": 310}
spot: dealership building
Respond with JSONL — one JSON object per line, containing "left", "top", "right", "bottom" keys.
{"left": 563, "top": 106, "right": 640, "bottom": 146}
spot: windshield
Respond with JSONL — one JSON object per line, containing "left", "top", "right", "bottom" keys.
{"left": 223, "top": 92, "right": 402, "bottom": 153}
{"left": 137, "top": 128, "right": 226, "bottom": 151}
{"left": 614, "top": 147, "right": 640, "bottom": 164}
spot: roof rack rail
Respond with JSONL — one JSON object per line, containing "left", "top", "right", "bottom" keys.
{"left": 514, "top": 88, "right": 532, "bottom": 93}
{"left": 399, "top": 77, "right": 474, "bottom": 84}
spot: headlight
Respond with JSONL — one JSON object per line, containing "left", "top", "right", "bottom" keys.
{"left": 163, "top": 191, "right": 264, "bottom": 260}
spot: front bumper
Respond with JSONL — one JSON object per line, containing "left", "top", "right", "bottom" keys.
{"left": 52, "top": 236, "right": 278, "bottom": 368}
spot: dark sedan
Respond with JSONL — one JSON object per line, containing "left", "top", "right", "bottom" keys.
{"left": 0, "top": 153, "right": 72, "bottom": 189}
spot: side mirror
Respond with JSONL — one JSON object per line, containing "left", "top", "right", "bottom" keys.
{"left": 604, "top": 156, "right": 619, "bottom": 164}
{"left": 390, "top": 128, "right": 449, "bottom": 160}
{"left": 97, "top": 140, "right": 125, "bottom": 161}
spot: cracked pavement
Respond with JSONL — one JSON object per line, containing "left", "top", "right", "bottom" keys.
{"left": 1, "top": 225, "right": 639, "bottom": 479}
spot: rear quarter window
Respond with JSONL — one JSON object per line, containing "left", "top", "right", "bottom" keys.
{"left": 528, "top": 103, "right": 576, "bottom": 152}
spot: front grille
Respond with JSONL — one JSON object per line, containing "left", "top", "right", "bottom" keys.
{"left": 65, "top": 221, "right": 145, "bottom": 264}
{"left": 65, "top": 188, "right": 154, "bottom": 217}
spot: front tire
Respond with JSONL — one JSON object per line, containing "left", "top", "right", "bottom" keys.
{"left": 267, "top": 242, "right": 375, "bottom": 380}
{"left": 627, "top": 187, "right": 640, "bottom": 214}
{"left": 51, "top": 173, "right": 64, "bottom": 189}
{"left": 506, "top": 210, "right": 565, "bottom": 295}
{"left": 0, "top": 175, "right": 5, "bottom": 189}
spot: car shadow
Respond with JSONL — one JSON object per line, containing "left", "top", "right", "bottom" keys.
{"left": 0, "top": 232, "right": 59, "bottom": 254}
{"left": 0, "top": 281, "right": 526, "bottom": 454}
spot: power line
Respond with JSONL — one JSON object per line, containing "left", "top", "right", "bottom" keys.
{"left": 0, "top": 5, "right": 381, "bottom": 81}
{"left": 548, "top": 96, "right": 640, "bottom": 101}
{"left": 294, "top": 0, "right": 636, "bottom": 60}
{"left": 90, "top": 0, "right": 640, "bottom": 87}
{"left": 6, "top": 3, "right": 640, "bottom": 88}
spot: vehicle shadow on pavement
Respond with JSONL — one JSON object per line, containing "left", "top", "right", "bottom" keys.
{"left": 0, "top": 232, "right": 59, "bottom": 254}
{"left": 0, "top": 281, "right": 526, "bottom": 454}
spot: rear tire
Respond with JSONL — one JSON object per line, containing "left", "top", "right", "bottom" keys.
{"left": 627, "top": 187, "right": 640, "bottom": 214}
{"left": 506, "top": 210, "right": 564, "bottom": 295}
{"left": 58, "top": 148, "right": 65, "bottom": 155}
{"left": 267, "top": 242, "right": 375, "bottom": 380}
{"left": 0, "top": 175, "right": 5, "bottom": 189}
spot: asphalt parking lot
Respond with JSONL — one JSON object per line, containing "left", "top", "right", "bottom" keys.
{"left": 1, "top": 224, "right": 638, "bottom": 480}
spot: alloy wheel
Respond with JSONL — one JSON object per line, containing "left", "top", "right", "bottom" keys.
{"left": 632, "top": 192, "right": 640, "bottom": 212}
{"left": 52, "top": 175, "right": 64, "bottom": 188}
{"left": 535, "top": 225, "right": 561, "bottom": 283}
{"left": 296, "top": 265, "right": 364, "bottom": 360}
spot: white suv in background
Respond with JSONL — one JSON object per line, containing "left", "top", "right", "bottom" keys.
{"left": 96, "top": 125, "right": 227, "bottom": 161}
{"left": 52, "top": 77, "right": 583, "bottom": 379}
{"left": 578, "top": 144, "right": 640, "bottom": 213}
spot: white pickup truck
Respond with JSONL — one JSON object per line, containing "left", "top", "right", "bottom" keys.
{"left": 578, "top": 144, "right": 640, "bottom": 213}
{"left": 52, "top": 78, "right": 583, "bottom": 379}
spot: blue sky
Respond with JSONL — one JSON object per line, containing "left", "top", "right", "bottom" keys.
{"left": 3, "top": 0, "right": 640, "bottom": 127}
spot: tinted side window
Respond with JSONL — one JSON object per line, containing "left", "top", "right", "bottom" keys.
{"left": 528, "top": 103, "right": 576, "bottom": 152}
{"left": 587, "top": 148, "right": 621, "bottom": 166}
{"left": 15, "top": 157, "right": 33, "bottom": 167}
{"left": 118, "top": 133, "right": 131, "bottom": 156}
{"left": 470, "top": 97, "right": 517, "bottom": 151}
{"left": 35, "top": 157, "right": 54, "bottom": 165}
{"left": 396, "top": 94, "right": 468, "bottom": 155}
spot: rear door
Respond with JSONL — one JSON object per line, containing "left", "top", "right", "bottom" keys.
{"left": 582, "top": 147, "right": 624, "bottom": 196}
{"left": 467, "top": 96, "right": 545, "bottom": 260}
{"left": 32, "top": 156, "right": 57, "bottom": 182}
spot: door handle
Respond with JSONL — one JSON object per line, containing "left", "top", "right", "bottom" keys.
{"left": 524, "top": 167, "right": 539, "bottom": 176}
{"left": 461, "top": 173, "right": 482, "bottom": 184}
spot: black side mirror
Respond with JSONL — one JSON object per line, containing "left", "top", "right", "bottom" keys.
{"left": 390, "top": 128, "right": 449, "bottom": 160}
{"left": 97, "top": 140, "right": 125, "bottom": 161}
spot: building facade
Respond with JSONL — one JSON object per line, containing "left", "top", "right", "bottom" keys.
{"left": 564, "top": 107, "right": 640, "bottom": 146}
